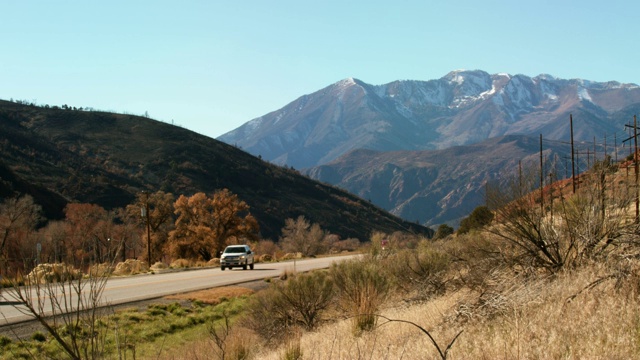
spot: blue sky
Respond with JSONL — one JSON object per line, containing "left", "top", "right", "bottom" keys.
{"left": 1, "top": 1, "right": 638, "bottom": 138}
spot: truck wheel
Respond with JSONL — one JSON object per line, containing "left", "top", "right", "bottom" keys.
{"left": 250, "top": 263, "right": 254, "bottom": 270}
{"left": 242, "top": 264, "right": 247, "bottom": 270}
{"left": 221, "top": 266, "right": 225, "bottom": 271}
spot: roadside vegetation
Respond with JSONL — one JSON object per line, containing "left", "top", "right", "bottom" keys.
{"left": 3, "top": 155, "right": 640, "bottom": 358}
{"left": 0, "top": 291, "right": 251, "bottom": 360}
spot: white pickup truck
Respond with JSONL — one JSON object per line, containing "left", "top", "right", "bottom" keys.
{"left": 220, "top": 245, "right": 255, "bottom": 270}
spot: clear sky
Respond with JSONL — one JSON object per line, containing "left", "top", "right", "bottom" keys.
{"left": 2, "top": 1, "right": 638, "bottom": 138}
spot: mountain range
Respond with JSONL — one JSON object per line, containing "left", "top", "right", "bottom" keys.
{"left": 219, "top": 70, "right": 640, "bottom": 225}
{"left": 219, "top": 70, "right": 640, "bottom": 169}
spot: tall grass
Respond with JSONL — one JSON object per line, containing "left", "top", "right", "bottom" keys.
{"left": 253, "top": 255, "right": 640, "bottom": 359}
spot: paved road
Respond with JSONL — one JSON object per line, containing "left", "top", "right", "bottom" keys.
{"left": 0, "top": 255, "right": 356, "bottom": 326}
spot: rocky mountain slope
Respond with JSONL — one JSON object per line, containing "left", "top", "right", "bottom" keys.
{"left": 219, "top": 70, "right": 640, "bottom": 169}
{"left": 307, "top": 135, "right": 574, "bottom": 226}
{"left": 0, "top": 100, "right": 430, "bottom": 240}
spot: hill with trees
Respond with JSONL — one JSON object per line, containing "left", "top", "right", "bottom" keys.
{"left": 0, "top": 99, "right": 430, "bottom": 243}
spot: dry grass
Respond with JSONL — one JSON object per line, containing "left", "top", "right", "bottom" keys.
{"left": 449, "top": 262, "right": 640, "bottom": 359}
{"left": 165, "top": 286, "right": 255, "bottom": 305}
{"left": 24, "top": 263, "right": 82, "bottom": 284}
{"left": 252, "top": 258, "right": 640, "bottom": 359}
{"left": 252, "top": 289, "right": 466, "bottom": 360}
{"left": 113, "top": 259, "right": 149, "bottom": 275}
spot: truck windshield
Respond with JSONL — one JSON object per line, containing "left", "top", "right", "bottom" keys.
{"left": 224, "top": 247, "right": 246, "bottom": 254}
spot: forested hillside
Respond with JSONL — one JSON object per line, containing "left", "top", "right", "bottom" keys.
{"left": 0, "top": 100, "right": 430, "bottom": 241}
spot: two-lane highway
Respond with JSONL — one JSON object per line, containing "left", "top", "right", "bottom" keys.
{"left": 0, "top": 255, "right": 356, "bottom": 326}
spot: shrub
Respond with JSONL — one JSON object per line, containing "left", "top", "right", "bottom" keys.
{"left": 170, "top": 258, "right": 192, "bottom": 268}
{"left": 458, "top": 206, "right": 494, "bottom": 235}
{"left": 433, "top": 224, "right": 454, "bottom": 239}
{"left": 274, "top": 271, "right": 334, "bottom": 330}
{"left": 281, "top": 338, "right": 303, "bottom": 360}
{"left": 386, "top": 243, "right": 451, "bottom": 300}
{"left": 485, "top": 163, "right": 635, "bottom": 271}
{"left": 209, "top": 312, "right": 255, "bottom": 360}
{"left": 25, "top": 263, "right": 82, "bottom": 284}
{"left": 244, "top": 271, "right": 334, "bottom": 346}
{"left": 31, "top": 331, "right": 47, "bottom": 342}
{"left": 0, "top": 335, "right": 12, "bottom": 347}
{"left": 254, "top": 239, "right": 280, "bottom": 258}
{"left": 330, "top": 238, "right": 361, "bottom": 253}
{"left": 113, "top": 259, "right": 149, "bottom": 275}
{"left": 330, "top": 256, "right": 390, "bottom": 334}
{"left": 243, "top": 287, "right": 292, "bottom": 347}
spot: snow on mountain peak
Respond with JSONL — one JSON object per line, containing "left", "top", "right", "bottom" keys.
{"left": 535, "top": 74, "right": 557, "bottom": 81}
{"left": 578, "top": 87, "right": 593, "bottom": 102}
{"left": 338, "top": 77, "right": 357, "bottom": 87}
{"left": 448, "top": 72, "right": 466, "bottom": 85}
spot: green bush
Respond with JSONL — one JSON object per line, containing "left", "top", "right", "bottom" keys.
{"left": 433, "top": 224, "right": 454, "bottom": 239}
{"left": 0, "top": 335, "right": 12, "bottom": 347}
{"left": 458, "top": 206, "right": 494, "bottom": 234}
{"left": 31, "top": 332, "right": 47, "bottom": 342}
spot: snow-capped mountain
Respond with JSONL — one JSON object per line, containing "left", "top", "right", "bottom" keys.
{"left": 219, "top": 70, "right": 640, "bottom": 169}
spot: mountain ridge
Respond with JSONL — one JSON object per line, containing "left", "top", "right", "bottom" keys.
{"left": 219, "top": 70, "right": 640, "bottom": 169}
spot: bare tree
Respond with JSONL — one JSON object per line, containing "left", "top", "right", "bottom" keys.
{"left": 0, "top": 195, "right": 42, "bottom": 276}
{"left": 125, "top": 190, "right": 175, "bottom": 262}
{"left": 279, "top": 216, "right": 327, "bottom": 257}
{"left": 3, "top": 261, "right": 115, "bottom": 359}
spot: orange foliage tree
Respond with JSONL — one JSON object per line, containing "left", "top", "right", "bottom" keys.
{"left": 168, "top": 189, "right": 259, "bottom": 261}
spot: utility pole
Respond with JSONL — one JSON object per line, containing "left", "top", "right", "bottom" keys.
{"left": 622, "top": 115, "right": 639, "bottom": 223}
{"left": 519, "top": 160, "right": 523, "bottom": 196}
{"left": 141, "top": 191, "right": 152, "bottom": 264}
{"left": 570, "top": 114, "right": 576, "bottom": 194}
{"left": 633, "top": 115, "right": 640, "bottom": 224}
{"left": 614, "top": 133, "right": 618, "bottom": 164}
{"left": 540, "top": 134, "right": 544, "bottom": 213}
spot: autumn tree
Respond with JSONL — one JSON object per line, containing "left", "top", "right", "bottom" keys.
{"left": 37, "top": 220, "right": 67, "bottom": 264}
{"left": 0, "top": 195, "right": 42, "bottom": 276}
{"left": 92, "top": 209, "right": 141, "bottom": 264}
{"left": 125, "top": 191, "right": 175, "bottom": 263}
{"left": 280, "top": 216, "right": 327, "bottom": 257}
{"left": 63, "top": 203, "right": 108, "bottom": 267}
{"left": 111, "top": 210, "right": 143, "bottom": 263}
{"left": 168, "top": 189, "right": 259, "bottom": 261}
